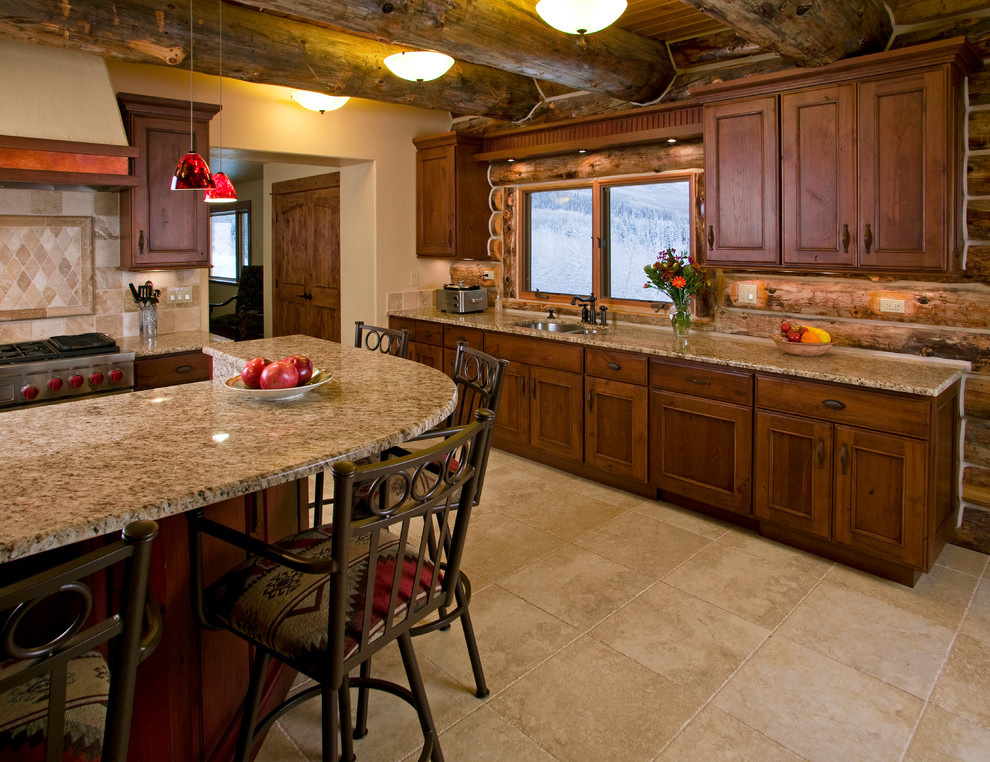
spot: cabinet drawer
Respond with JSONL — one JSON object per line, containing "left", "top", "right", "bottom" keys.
{"left": 586, "top": 347, "right": 648, "bottom": 385}
{"left": 756, "top": 375, "right": 930, "bottom": 438}
{"left": 443, "top": 325, "right": 484, "bottom": 349}
{"left": 134, "top": 351, "right": 212, "bottom": 390}
{"left": 389, "top": 318, "right": 442, "bottom": 346}
{"left": 651, "top": 359, "right": 753, "bottom": 405}
{"left": 484, "top": 333, "right": 583, "bottom": 374}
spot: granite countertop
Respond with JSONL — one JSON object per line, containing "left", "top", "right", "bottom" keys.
{"left": 116, "top": 331, "right": 231, "bottom": 357}
{"left": 389, "top": 308, "right": 968, "bottom": 396}
{"left": 0, "top": 336, "right": 456, "bottom": 563}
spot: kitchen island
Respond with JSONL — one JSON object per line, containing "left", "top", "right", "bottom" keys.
{"left": 0, "top": 335, "right": 457, "bottom": 761}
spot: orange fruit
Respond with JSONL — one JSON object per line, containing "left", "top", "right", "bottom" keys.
{"left": 800, "top": 332, "right": 822, "bottom": 343}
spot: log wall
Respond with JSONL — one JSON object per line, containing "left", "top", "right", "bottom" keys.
{"left": 476, "top": 5, "right": 990, "bottom": 554}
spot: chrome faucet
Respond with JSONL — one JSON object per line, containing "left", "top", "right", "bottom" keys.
{"left": 571, "top": 295, "right": 598, "bottom": 324}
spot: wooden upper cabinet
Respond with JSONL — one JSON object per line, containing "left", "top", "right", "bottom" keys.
{"left": 413, "top": 132, "right": 491, "bottom": 259}
{"left": 695, "top": 38, "right": 978, "bottom": 274}
{"left": 781, "top": 85, "right": 857, "bottom": 268}
{"left": 117, "top": 94, "right": 219, "bottom": 270}
{"left": 703, "top": 96, "right": 779, "bottom": 265}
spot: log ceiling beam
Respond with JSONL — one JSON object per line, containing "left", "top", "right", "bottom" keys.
{"left": 680, "top": 0, "right": 893, "bottom": 67}
{"left": 228, "top": 0, "right": 677, "bottom": 103}
{"left": 0, "top": 0, "right": 542, "bottom": 120}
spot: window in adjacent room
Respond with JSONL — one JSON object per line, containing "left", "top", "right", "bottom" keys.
{"left": 209, "top": 202, "right": 251, "bottom": 282}
{"left": 521, "top": 174, "right": 694, "bottom": 305}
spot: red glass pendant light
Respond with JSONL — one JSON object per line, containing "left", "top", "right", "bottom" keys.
{"left": 172, "top": 0, "right": 215, "bottom": 191}
{"left": 204, "top": 171, "right": 237, "bottom": 202}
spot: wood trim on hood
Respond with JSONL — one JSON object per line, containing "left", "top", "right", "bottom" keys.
{"left": 0, "top": 135, "right": 138, "bottom": 188}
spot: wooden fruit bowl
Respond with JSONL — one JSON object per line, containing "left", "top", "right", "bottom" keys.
{"left": 772, "top": 335, "right": 833, "bottom": 356}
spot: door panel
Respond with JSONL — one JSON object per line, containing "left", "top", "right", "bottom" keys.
{"left": 493, "top": 363, "right": 530, "bottom": 449}
{"left": 531, "top": 367, "right": 583, "bottom": 462}
{"left": 586, "top": 378, "right": 648, "bottom": 481}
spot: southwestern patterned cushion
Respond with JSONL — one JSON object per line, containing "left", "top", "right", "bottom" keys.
{"left": 0, "top": 650, "right": 109, "bottom": 762}
{"left": 203, "top": 525, "right": 440, "bottom": 674}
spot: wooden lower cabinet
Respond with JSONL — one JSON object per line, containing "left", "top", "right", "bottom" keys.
{"left": 411, "top": 341, "right": 443, "bottom": 370}
{"left": 531, "top": 366, "right": 584, "bottom": 461}
{"left": 586, "top": 377, "right": 648, "bottom": 481}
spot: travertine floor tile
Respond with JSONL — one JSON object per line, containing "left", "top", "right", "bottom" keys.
{"left": 501, "top": 486, "right": 626, "bottom": 541}
{"left": 959, "top": 578, "right": 990, "bottom": 646}
{"left": 632, "top": 498, "right": 734, "bottom": 540}
{"left": 574, "top": 510, "right": 712, "bottom": 577}
{"left": 255, "top": 722, "right": 308, "bottom": 762}
{"left": 658, "top": 706, "right": 804, "bottom": 761}
{"left": 499, "top": 543, "right": 654, "bottom": 629}
{"left": 412, "top": 584, "right": 579, "bottom": 697}
{"left": 489, "top": 636, "right": 704, "bottom": 762}
{"left": 930, "top": 633, "right": 990, "bottom": 730}
{"left": 936, "top": 543, "right": 990, "bottom": 577}
{"left": 718, "top": 527, "right": 834, "bottom": 577}
{"left": 432, "top": 706, "right": 556, "bottom": 761}
{"left": 714, "top": 636, "right": 923, "bottom": 762}
{"left": 663, "top": 543, "right": 822, "bottom": 629}
{"left": 460, "top": 512, "right": 564, "bottom": 582}
{"left": 591, "top": 582, "right": 768, "bottom": 696}
{"left": 778, "top": 581, "right": 956, "bottom": 698}
{"left": 827, "top": 562, "right": 979, "bottom": 629}
{"left": 474, "top": 466, "right": 555, "bottom": 510}
{"left": 905, "top": 705, "right": 990, "bottom": 761}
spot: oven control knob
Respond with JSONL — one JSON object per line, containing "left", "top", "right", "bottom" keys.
{"left": 109, "top": 368, "right": 124, "bottom": 383}
{"left": 21, "top": 384, "right": 39, "bottom": 401}
{"left": 48, "top": 377, "right": 63, "bottom": 392}
{"left": 89, "top": 371, "right": 105, "bottom": 386}
{"left": 68, "top": 374, "right": 85, "bottom": 388}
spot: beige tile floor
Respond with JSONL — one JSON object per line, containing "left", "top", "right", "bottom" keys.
{"left": 257, "top": 449, "right": 990, "bottom": 762}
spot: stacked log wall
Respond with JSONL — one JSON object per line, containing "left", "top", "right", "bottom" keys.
{"left": 478, "top": 5, "right": 990, "bottom": 552}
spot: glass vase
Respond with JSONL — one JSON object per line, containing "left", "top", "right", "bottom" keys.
{"left": 140, "top": 304, "right": 158, "bottom": 339}
{"left": 670, "top": 303, "right": 691, "bottom": 338}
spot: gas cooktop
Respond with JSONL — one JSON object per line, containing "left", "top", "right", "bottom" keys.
{"left": 0, "top": 333, "right": 119, "bottom": 365}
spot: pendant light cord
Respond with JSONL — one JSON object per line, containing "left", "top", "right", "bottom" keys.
{"left": 188, "top": 0, "right": 195, "bottom": 152}
{"left": 217, "top": 0, "right": 223, "bottom": 171}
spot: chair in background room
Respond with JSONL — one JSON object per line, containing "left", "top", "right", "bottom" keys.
{"left": 354, "top": 320, "right": 410, "bottom": 358}
{"left": 188, "top": 410, "right": 495, "bottom": 762}
{"left": 209, "top": 265, "right": 264, "bottom": 341}
{"left": 0, "top": 521, "right": 160, "bottom": 762}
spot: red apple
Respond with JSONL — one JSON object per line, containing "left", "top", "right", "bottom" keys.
{"left": 240, "top": 357, "right": 270, "bottom": 389}
{"left": 786, "top": 331, "right": 802, "bottom": 343}
{"left": 259, "top": 360, "right": 299, "bottom": 389}
{"left": 284, "top": 355, "right": 314, "bottom": 385}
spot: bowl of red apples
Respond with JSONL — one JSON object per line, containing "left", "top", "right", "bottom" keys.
{"left": 224, "top": 355, "right": 332, "bottom": 400}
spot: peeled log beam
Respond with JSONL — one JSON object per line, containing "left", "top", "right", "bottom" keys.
{"left": 0, "top": 0, "right": 541, "bottom": 120}
{"left": 680, "top": 0, "right": 893, "bottom": 67}
{"left": 235, "top": 0, "right": 676, "bottom": 103}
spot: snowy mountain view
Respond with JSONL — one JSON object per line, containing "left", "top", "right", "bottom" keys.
{"left": 527, "top": 180, "right": 690, "bottom": 302}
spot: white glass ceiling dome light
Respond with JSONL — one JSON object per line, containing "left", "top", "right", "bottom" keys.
{"left": 383, "top": 51, "right": 455, "bottom": 82}
{"left": 293, "top": 91, "right": 350, "bottom": 113}
{"left": 536, "top": 0, "right": 627, "bottom": 35}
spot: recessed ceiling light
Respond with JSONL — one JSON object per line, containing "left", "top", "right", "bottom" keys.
{"left": 667, "top": 138, "right": 677, "bottom": 143}
{"left": 578, "top": 148, "right": 587, "bottom": 154}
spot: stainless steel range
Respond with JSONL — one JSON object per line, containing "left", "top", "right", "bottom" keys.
{"left": 0, "top": 333, "right": 135, "bottom": 410}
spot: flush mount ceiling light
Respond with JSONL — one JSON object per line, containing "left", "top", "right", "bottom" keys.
{"left": 292, "top": 91, "right": 351, "bottom": 113}
{"left": 172, "top": 0, "right": 215, "bottom": 190}
{"left": 205, "top": 0, "right": 236, "bottom": 203}
{"left": 536, "top": 0, "right": 627, "bottom": 35}
{"left": 383, "top": 51, "right": 455, "bottom": 82}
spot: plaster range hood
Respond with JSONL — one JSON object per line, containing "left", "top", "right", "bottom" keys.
{"left": 0, "top": 134, "right": 138, "bottom": 190}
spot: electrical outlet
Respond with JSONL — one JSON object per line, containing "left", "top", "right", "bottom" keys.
{"left": 483, "top": 268, "right": 495, "bottom": 281}
{"left": 738, "top": 284, "right": 757, "bottom": 303}
{"left": 410, "top": 272, "right": 419, "bottom": 286}
{"left": 879, "top": 298, "right": 905, "bottom": 314}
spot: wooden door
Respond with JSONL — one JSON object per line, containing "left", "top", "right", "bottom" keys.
{"left": 833, "top": 426, "right": 927, "bottom": 567}
{"left": 530, "top": 367, "right": 583, "bottom": 462}
{"left": 651, "top": 390, "right": 753, "bottom": 515}
{"left": 754, "top": 411, "right": 833, "bottom": 538}
{"left": 781, "top": 85, "right": 857, "bottom": 268}
{"left": 272, "top": 173, "right": 341, "bottom": 341}
{"left": 492, "top": 362, "right": 530, "bottom": 449}
{"left": 586, "top": 377, "right": 648, "bottom": 481}
{"left": 857, "top": 69, "right": 946, "bottom": 271}
{"left": 703, "top": 96, "right": 779, "bottom": 265}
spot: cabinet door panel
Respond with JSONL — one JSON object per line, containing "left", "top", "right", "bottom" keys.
{"left": 651, "top": 390, "right": 752, "bottom": 515}
{"left": 755, "top": 412, "right": 832, "bottom": 537}
{"left": 531, "top": 367, "right": 583, "bottom": 462}
{"left": 704, "top": 96, "right": 779, "bottom": 264}
{"left": 781, "top": 85, "right": 857, "bottom": 267}
{"left": 833, "top": 426, "right": 927, "bottom": 566}
{"left": 411, "top": 342, "right": 443, "bottom": 371}
{"left": 586, "top": 378, "right": 648, "bottom": 481}
{"left": 858, "top": 70, "right": 946, "bottom": 270}
{"left": 493, "top": 363, "right": 530, "bottom": 449}
{"left": 416, "top": 144, "right": 456, "bottom": 257}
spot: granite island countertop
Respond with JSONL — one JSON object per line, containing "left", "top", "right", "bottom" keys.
{"left": 0, "top": 336, "right": 456, "bottom": 563}
{"left": 116, "top": 330, "right": 230, "bottom": 357}
{"left": 390, "top": 308, "right": 968, "bottom": 397}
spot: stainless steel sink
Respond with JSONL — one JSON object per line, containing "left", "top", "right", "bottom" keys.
{"left": 513, "top": 321, "right": 598, "bottom": 335}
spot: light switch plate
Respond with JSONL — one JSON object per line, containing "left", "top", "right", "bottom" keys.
{"left": 738, "top": 284, "right": 757, "bottom": 303}
{"left": 879, "top": 298, "right": 905, "bottom": 313}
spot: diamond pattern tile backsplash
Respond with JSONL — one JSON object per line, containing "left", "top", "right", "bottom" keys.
{"left": 0, "top": 215, "right": 93, "bottom": 319}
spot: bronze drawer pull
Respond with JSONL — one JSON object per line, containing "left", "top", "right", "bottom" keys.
{"left": 841, "top": 224, "right": 850, "bottom": 253}
{"left": 175, "top": 365, "right": 194, "bottom": 374}
{"left": 708, "top": 226, "right": 714, "bottom": 250}
{"left": 138, "top": 230, "right": 145, "bottom": 254}
{"left": 822, "top": 399, "right": 846, "bottom": 411}
{"left": 607, "top": 362, "right": 621, "bottom": 371}
{"left": 864, "top": 223, "right": 873, "bottom": 254}
{"left": 840, "top": 443, "right": 849, "bottom": 475}
{"left": 817, "top": 438, "right": 825, "bottom": 468}
{"left": 687, "top": 377, "right": 711, "bottom": 386}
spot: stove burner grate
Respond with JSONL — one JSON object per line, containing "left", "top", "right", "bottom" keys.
{"left": 0, "top": 341, "right": 58, "bottom": 364}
